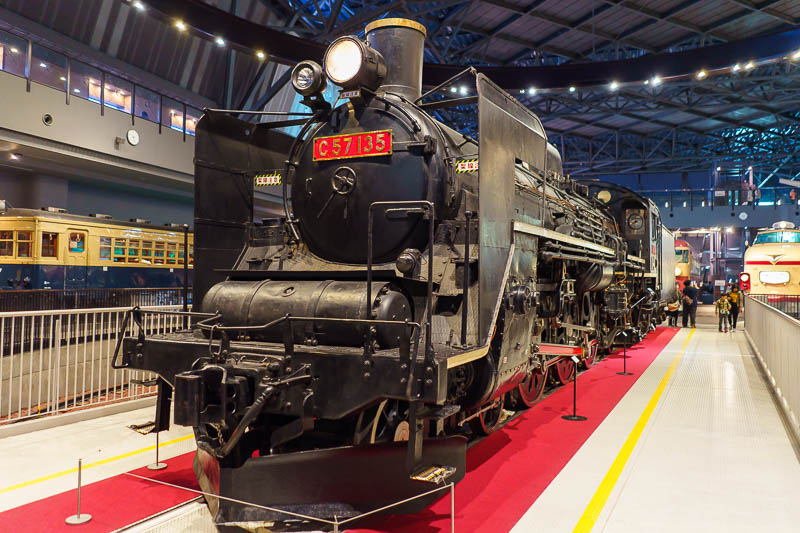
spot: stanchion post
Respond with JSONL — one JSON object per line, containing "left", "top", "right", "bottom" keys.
{"left": 562, "top": 356, "right": 587, "bottom": 421}
{"left": 147, "top": 431, "right": 167, "bottom": 471}
{"left": 617, "top": 333, "right": 633, "bottom": 376}
{"left": 65, "top": 458, "right": 92, "bottom": 525}
{"left": 450, "top": 483, "right": 455, "bottom": 533}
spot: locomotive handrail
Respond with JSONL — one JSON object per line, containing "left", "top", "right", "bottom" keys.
{"left": 368, "top": 201, "right": 435, "bottom": 371}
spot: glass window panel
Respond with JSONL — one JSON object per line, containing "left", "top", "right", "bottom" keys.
{"left": 162, "top": 96, "right": 184, "bottom": 132}
{"left": 134, "top": 85, "right": 160, "bottom": 123}
{"left": 41, "top": 232, "right": 57, "bottom": 258}
{"left": 69, "top": 60, "right": 102, "bottom": 101}
{"left": 0, "top": 30, "right": 27, "bottom": 77}
{"left": 17, "top": 231, "right": 32, "bottom": 258}
{"left": 69, "top": 232, "right": 85, "bottom": 252}
{"left": 0, "top": 230, "right": 12, "bottom": 256}
{"left": 103, "top": 74, "right": 133, "bottom": 113}
{"left": 186, "top": 107, "right": 202, "bottom": 136}
{"left": 31, "top": 44, "right": 66, "bottom": 91}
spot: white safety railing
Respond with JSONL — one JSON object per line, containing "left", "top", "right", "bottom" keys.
{"left": 744, "top": 295, "right": 800, "bottom": 443}
{"left": 0, "top": 305, "right": 185, "bottom": 425}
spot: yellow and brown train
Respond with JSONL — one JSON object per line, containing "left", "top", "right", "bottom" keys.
{"left": 742, "top": 221, "right": 800, "bottom": 295}
{"left": 0, "top": 204, "right": 192, "bottom": 290}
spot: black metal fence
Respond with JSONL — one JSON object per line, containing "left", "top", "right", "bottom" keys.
{"left": 749, "top": 294, "right": 800, "bottom": 320}
{"left": 0, "top": 288, "right": 191, "bottom": 313}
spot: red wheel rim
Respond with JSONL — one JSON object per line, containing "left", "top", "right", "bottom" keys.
{"left": 554, "top": 357, "right": 575, "bottom": 385}
{"left": 470, "top": 397, "right": 505, "bottom": 435}
{"left": 583, "top": 351, "right": 595, "bottom": 368}
{"left": 517, "top": 368, "right": 546, "bottom": 407}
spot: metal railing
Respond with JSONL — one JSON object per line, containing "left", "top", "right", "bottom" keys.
{"left": 0, "top": 305, "right": 186, "bottom": 425}
{"left": 637, "top": 186, "right": 799, "bottom": 210}
{"left": 744, "top": 295, "right": 800, "bottom": 443}
{"left": 0, "top": 287, "right": 191, "bottom": 313}
{"left": 748, "top": 294, "right": 800, "bottom": 319}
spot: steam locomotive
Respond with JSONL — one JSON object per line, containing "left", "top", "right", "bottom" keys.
{"left": 116, "top": 18, "right": 674, "bottom": 531}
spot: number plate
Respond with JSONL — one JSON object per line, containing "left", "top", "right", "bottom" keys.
{"left": 313, "top": 130, "right": 392, "bottom": 161}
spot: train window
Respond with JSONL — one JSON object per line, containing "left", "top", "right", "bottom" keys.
{"left": 154, "top": 242, "right": 165, "bottom": 264}
{"left": 16, "top": 231, "right": 32, "bottom": 257}
{"left": 167, "top": 243, "right": 177, "bottom": 264}
{"left": 99, "top": 237, "right": 111, "bottom": 260}
{"left": 128, "top": 239, "right": 140, "bottom": 263}
{"left": 0, "top": 230, "right": 12, "bottom": 256}
{"left": 189, "top": 245, "right": 194, "bottom": 266}
{"left": 41, "top": 232, "right": 57, "bottom": 258}
{"left": 114, "top": 238, "right": 126, "bottom": 262}
{"left": 69, "top": 233, "right": 85, "bottom": 253}
{"left": 675, "top": 250, "right": 689, "bottom": 262}
{"left": 141, "top": 241, "right": 153, "bottom": 263}
{"left": 178, "top": 244, "right": 185, "bottom": 265}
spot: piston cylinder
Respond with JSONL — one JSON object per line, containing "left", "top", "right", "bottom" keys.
{"left": 202, "top": 280, "right": 412, "bottom": 347}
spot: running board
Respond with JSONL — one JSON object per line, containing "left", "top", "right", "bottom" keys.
{"left": 534, "top": 342, "right": 583, "bottom": 356}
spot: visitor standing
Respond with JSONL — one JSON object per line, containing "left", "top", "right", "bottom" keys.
{"left": 681, "top": 280, "right": 698, "bottom": 328}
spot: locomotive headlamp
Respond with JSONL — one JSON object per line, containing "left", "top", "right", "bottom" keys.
{"left": 324, "top": 36, "right": 386, "bottom": 90}
{"left": 291, "top": 60, "right": 326, "bottom": 97}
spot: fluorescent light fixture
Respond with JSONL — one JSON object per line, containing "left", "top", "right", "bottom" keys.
{"left": 215, "top": 37, "right": 225, "bottom": 47}
{"left": 174, "top": 20, "right": 187, "bottom": 31}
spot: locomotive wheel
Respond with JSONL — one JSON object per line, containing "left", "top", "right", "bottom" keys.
{"left": 552, "top": 357, "right": 575, "bottom": 385}
{"left": 470, "top": 397, "right": 505, "bottom": 436}
{"left": 511, "top": 367, "right": 547, "bottom": 408}
{"left": 353, "top": 400, "right": 408, "bottom": 445}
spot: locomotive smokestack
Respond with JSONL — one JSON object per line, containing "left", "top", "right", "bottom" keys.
{"left": 365, "top": 18, "right": 426, "bottom": 101}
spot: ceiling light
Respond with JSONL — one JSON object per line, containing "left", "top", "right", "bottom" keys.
{"left": 59, "top": 76, "right": 66, "bottom": 81}
{"left": 717, "top": 166, "right": 722, "bottom": 171}
{"left": 609, "top": 81, "right": 618, "bottom": 91}
{"left": 793, "top": 50, "right": 800, "bottom": 61}
{"left": 256, "top": 50, "right": 266, "bottom": 60}
{"left": 73, "top": 88, "right": 80, "bottom": 93}
{"left": 665, "top": 202, "right": 669, "bottom": 208}
{"left": 744, "top": 61, "right": 754, "bottom": 70}
{"left": 644, "top": 79, "right": 649, "bottom": 85}
{"left": 453, "top": 87, "right": 459, "bottom": 93}
{"left": 9, "top": 47, "right": 18, "bottom": 54}
{"left": 132, "top": 1, "right": 145, "bottom": 10}
{"left": 39, "top": 62, "right": 47, "bottom": 68}
{"left": 9, "top": 153, "right": 21, "bottom": 161}
{"left": 747, "top": 166, "right": 752, "bottom": 171}
{"left": 215, "top": 37, "right": 225, "bottom": 47}
{"left": 569, "top": 86, "right": 576, "bottom": 93}
{"left": 696, "top": 69, "right": 707, "bottom": 79}
{"left": 528, "top": 87, "right": 536, "bottom": 95}
{"left": 652, "top": 75, "right": 661, "bottom": 86}
{"left": 174, "top": 20, "right": 187, "bottom": 31}
{"left": 459, "top": 86, "right": 467, "bottom": 95}
{"left": 726, "top": 227, "right": 733, "bottom": 232}
{"left": 732, "top": 63, "right": 741, "bottom": 72}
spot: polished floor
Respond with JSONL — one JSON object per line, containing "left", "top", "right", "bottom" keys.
{"left": 514, "top": 306, "right": 800, "bottom": 533}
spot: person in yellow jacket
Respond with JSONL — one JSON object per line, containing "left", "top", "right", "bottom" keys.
{"left": 728, "top": 285, "right": 742, "bottom": 330}
{"left": 715, "top": 293, "right": 731, "bottom": 332}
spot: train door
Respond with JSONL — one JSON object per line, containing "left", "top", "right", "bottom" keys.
{"left": 65, "top": 229, "right": 88, "bottom": 289}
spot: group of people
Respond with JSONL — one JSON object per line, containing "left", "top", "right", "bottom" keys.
{"left": 715, "top": 286, "right": 742, "bottom": 332}
{"left": 665, "top": 280, "right": 742, "bottom": 332}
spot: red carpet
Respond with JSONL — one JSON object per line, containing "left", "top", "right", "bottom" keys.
{"left": 0, "top": 452, "right": 199, "bottom": 533}
{"left": 351, "top": 327, "right": 679, "bottom": 533}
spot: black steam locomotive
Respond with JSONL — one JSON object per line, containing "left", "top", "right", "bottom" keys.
{"left": 116, "top": 18, "right": 675, "bottom": 531}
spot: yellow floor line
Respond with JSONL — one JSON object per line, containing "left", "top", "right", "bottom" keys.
{"left": 572, "top": 328, "right": 695, "bottom": 533}
{"left": 0, "top": 433, "right": 194, "bottom": 494}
